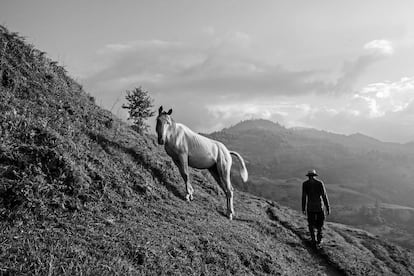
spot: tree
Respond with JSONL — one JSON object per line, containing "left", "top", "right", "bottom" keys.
{"left": 122, "top": 87, "right": 155, "bottom": 133}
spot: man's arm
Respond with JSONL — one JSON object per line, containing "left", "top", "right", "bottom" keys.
{"left": 302, "top": 182, "right": 307, "bottom": 214}
{"left": 321, "top": 181, "right": 330, "bottom": 215}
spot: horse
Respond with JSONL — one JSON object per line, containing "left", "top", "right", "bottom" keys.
{"left": 155, "top": 106, "right": 248, "bottom": 220}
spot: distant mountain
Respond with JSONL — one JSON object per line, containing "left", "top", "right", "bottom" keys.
{"left": 209, "top": 119, "right": 414, "bottom": 249}
{"left": 223, "top": 119, "right": 286, "bottom": 132}
{"left": 211, "top": 119, "right": 414, "bottom": 202}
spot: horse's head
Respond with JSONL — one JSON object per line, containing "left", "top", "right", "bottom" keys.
{"left": 156, "top": 106, "right": 173, "bottom": 145}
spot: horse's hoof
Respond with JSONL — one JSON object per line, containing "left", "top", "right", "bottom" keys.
{"left": 186, "top": 194, "right": 193, "bottom": 201}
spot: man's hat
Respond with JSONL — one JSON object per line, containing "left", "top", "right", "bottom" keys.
{"left": 306, "top": 169, "right": 318, "bottom": 177}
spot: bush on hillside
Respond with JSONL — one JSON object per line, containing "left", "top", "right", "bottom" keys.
{"left": 122, "top": 87, "right": 155, "bottom": 133}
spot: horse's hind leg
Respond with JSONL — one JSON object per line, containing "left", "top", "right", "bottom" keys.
{"left": 208, "top": 165, "right": 222, "bottom": 194}
{"left": 224, "top": 176, "right": 234, "bottom": 220}
{"left": 176, "top": 154, "right": 194, "bottom": 201}
{"left": 209, "top": 164, "right": 233, "bottom": 219}
{"left": 216, "top": 157, "right": 234, "bottom": 220}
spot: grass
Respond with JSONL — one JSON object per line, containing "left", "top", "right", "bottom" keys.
{"left": 1, "top": 25, "right": 414, "bottom": 275}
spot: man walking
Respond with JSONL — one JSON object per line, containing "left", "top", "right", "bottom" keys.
{"left": 302, "top": 169, "right": 330, "bottom": 246}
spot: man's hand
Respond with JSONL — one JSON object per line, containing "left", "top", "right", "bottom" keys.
{"left": 302, "top": 210, "right": 306, "bottom": 216}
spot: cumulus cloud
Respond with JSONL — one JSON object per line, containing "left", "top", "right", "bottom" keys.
{"left": 363, "top": 39, "right": 394, "bottom": 56}
{"left": 353, "top": 76, "right": 414, "bottom": 117}
{"left": 298, "top": 76, "right": 414, "bottom": 142}
{"left": 190, "top": 75, "right": 414, "bottom": 142}
{"left": 300, "top": 104, "right": 414, "bottom": 143}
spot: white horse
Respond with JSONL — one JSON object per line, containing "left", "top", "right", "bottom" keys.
{"left": 155, "top": 106, "right": 248, "bottom": 220}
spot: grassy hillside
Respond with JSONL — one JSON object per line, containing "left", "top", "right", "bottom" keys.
{"left": 1, "top": 26, "right": 414, "bottom": 275}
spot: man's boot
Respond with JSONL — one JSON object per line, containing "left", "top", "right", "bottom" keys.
{"left": 308, "top": 225, "right": 316, "bottom": 244}
{"left": 316, "top": 228, "right": 323, "bottom": 244}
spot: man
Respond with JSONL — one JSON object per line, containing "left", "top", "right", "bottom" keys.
{"left": 302, "top": 169, "right": 330, "bottom": 246}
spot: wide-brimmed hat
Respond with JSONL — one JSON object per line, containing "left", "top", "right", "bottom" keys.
{"left": 306, "top": 169, "right": 318, "bottom": 176}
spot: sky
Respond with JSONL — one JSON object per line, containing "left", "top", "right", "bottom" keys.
{"left": 2, "top": 0, "right": 414, "bottom": 142}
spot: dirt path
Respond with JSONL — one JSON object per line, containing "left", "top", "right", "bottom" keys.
{"left": 265, "top": 206, "right": 347, "bottom": 276}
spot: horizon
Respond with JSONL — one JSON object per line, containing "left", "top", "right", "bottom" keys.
{"left": 203, "top": 117, "right": 402, "bottom": 144}
{"left": 2, "top": 1, "right": 414, "bottom": 143}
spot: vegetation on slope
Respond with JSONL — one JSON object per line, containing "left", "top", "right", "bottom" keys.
{"left": 1, "top": 26, "right": 414, "bottom": 275}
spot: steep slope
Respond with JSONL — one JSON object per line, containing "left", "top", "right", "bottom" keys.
{"left": 1, "top": 27, "right": 414, "bottom": 275}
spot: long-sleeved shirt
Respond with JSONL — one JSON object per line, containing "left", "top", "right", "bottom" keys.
{"left": 302, "top": 178, "right": 330, "bottom": 213}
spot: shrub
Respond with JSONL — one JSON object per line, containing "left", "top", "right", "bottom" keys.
{"left": 122, "top": 87, "right": 155, "bottom": 133}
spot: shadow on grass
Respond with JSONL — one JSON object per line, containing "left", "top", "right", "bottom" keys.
{"left": 86, "top": 131, "right": 184, "bottom": 200}
{"left": 216, "top": 209, "right": 254, "bottom": 222}
{"left": 266, "top": 207, "right": 347, "bottom": 276}
{"left": 233, "top": 217, "right": 256, "bottom": 223}
{"left": 216, "top": 209, "right": 229, "bottom": 219}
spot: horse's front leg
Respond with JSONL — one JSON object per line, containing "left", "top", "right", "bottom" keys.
{"left": 176, "top": 154, "right": 194, "bottom": 201}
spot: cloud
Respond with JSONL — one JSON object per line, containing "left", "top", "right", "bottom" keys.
{"left": 353, "top": 76, "right": 414, "bottom": 117}
{"left": 84, "top": 39, "right": 205, "bottom": 93}
{"left": 334, "top": 39, "right": 395, "bottom": 94}
{"left": 85, "top": 33, "right": 332, "bottom": 103}
{"left": 82, "top": 33, "right": 414, "bottom": 142}
{"left": 98, "top": 40, "right": 185, "bottom": 55}
{"left": 298, "top": 76, "right": 414, "bottom": 142}
{"left": 192, "top": 76, "right": 414, "bottom": 142}
{"left": 300, "top": 105, "right": 414, "bottom": 143}
{"left": 363, "top": 39, "right": 394, "bottom": 56}
{"left": 85, "top": 35, "right": 395, "bottom": 107}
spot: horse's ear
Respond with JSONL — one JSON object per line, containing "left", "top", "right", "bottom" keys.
{"left": 167, "top": 108, "right": 173, "bottom": 115}
{"left": 158, "top": 106, "right": 163, "bottom": 115}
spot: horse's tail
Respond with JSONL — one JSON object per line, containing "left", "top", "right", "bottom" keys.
{"left": 229, "top": 151, "right": 248, "bottom": 182}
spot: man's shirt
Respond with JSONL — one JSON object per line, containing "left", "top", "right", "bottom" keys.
{"left": 302, "top": 178, "right": 330, "bottom": 213}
